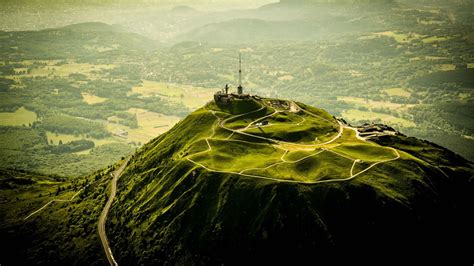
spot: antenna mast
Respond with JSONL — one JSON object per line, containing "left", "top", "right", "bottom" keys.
{"left": 239, "top": 53, "right": 242, "bottom": 87}
{"left": 238, "top": 53, "right": 243, "bottom": 95}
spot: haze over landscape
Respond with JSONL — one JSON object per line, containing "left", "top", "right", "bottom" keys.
{"left": 0, "top": 0, "right": 473, "bottom": 264}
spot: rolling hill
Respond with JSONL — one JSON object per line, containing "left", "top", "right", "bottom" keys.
{"left": 174, "top": 19, "right": 322, "bottom": 43}
{"left": 0, "top": 22, "right": 156, "bottom": 60}
{"left": 1, "top": 95, "right": 473, "bottom": 264}
{"left": 279, "top": 0, "right": 395, "bottom": 4}
{"left": 106, "top": 95, "right": 473, "bottom": 263}
{"left": 174, "top": 0, "right": 396, "bottom": 44}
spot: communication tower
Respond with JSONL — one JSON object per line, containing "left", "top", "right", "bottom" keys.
{"left": 237, "top": 53, "right": 243, "bottom": 95}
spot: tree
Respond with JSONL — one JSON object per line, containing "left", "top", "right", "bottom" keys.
{"left": 59, "top": 140, "right": 63, "bottom": 145}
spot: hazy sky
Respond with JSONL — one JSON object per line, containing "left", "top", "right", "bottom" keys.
{"left": 1, "top": 0, "right": 278, "bottom": 8}
{"left": 0, "top": 0, "right": 278, "bottom": 32}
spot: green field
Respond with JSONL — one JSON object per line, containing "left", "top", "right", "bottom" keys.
{"left": 0, "top": 107, "right": 37, "bottom": 126}
{"left": 105, "top": 108, "right": 181, "bottom": 145}
{"left": 29, "top": 62, "right": 116, "bottom": 79}
{"left": 422, "top": 36, "right": 450, "bottom": 43}
{"left": 374, "top": 31, "right": 424, "bottom": 43}
{"left": 130, "top": 80, "right": 216, "bottom": 110}
{"left": 342, "top": 109, "right": 416, "bottom": 127}
{"left": 435, "top": 64, "right": 456, "bottom": 71}
{"left": 337, "top": 96, "right": 415, "bottom": 110}
{"left": 81, "top": 92, "right": 108, "bottom": 104}
{"left": 46, "top": 131, "right": 118, "bottom": 147}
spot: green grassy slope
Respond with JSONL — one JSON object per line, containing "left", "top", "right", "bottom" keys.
{"left": 332, "top": 143, "right": 397, "bottom": 162}
{"left": 1, "top": 97, "right": 472, "bottom": 264}
{"left": 244, "top": 118, "right": 338, "bottom": 143}
{"left": 103, "top": 96, "right": 473, "bottom": 264}
{"left": 248, "top": 150, "right": 352, "bottom": 182}
{"left": 191, "top": 139, "right": 285, "bottom": 172}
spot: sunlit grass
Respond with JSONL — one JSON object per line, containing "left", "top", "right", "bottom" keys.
{"left": 374, "top": 31, "right": 424, "bottom": 43}
{"left": 81, "top": 92, "right": 108, "bottom": 104}
{"left": 0, "top": 107, "right": 37, "bottom": 126}
{"left": 31, "top": 63, "right": 116, "bottom": 77}
{"left": 105, "top": 109, "right": 181, "bottom": 144}
{"left": 130, "top": 80, "right": 216, "bottom": 110}
{"left": 435, "top": 64, "right": 456, "bottom": 71}
{"left": 337, "top": 96, "right": 415, "bottom": 110}
{"left": 422, "top": 36, "right": 450, "bottom": 43}
{"left": 46, "top": 131, "right": 120, "bottom": 146}
{"left": 332, "top": 143, "right": 397, "bottom": 162}
{"left": 342, "top": 109, "right": 416, "bottom": 127}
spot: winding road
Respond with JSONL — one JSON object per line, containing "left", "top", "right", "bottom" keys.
{"left": 98, "top": 157, "right": 129, "bottom": 266}
{"left": 23, "top": 156, "right": 130, "bottom": 265}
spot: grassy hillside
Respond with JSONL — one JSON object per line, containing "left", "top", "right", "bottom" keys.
{"left": 0, "top": 167, "right": 118, "bottom": 265}
{"left": 0, "top": 97, "right": 472, "bottom": 264}
{"left": 102, "top": 96, "right": 473, "bottom": 263}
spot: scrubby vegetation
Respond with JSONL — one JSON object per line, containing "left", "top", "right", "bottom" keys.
{"left": 0, "top": 126, "right": 132, "bottom": 177}
{"left": 38, "top": 114, "right": 110, "bottom": 139}
{"left": 0, "top": 167, "right": 114, "bottom": 265}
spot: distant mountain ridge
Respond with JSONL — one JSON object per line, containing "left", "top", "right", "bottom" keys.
{"left": 0, "top": 22, "right": 155, "bottom": 60}
{"left": 175, "top": 0, "right": 396, "bottom": 43}
{"left": 59, "top": 22, "right": 126, "bottom": 32}
{"left": 279, "top": 0, "right": 394, "bottom": 3}
{"left": 174, "top": 19, "right": 323, "bottom": 43}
